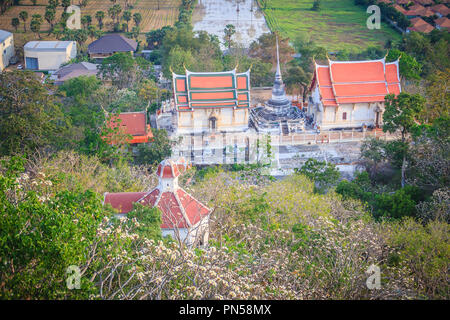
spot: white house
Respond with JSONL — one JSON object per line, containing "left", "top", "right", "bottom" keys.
{"left": 307, "top": 57, "right": 401, "bottom": 130}
{"left": 24, "top": 41, "right": 77, "bottom": 71}
{"left": 0, "top": 30, "right": 14, "bottom": 71}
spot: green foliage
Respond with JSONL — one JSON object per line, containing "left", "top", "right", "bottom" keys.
{"left": 0, "top": 156, "right": 111, "bottom": 299}
{"left": 126, "top": 203, "right": 162, "bottom": 241}
{"left": 0, "top": 71, "right": 65, "bottom": 157}
{"left": 295, "top": 158, "right": 340, "bottom": 193}
{"left": 384, "top": 218, "right": 450, "bottom": 299}
{"left": 135, "top": 129, "right": 174, "bottom": 166}
{"left": 99, "top": 52, "right": 151, "bottom": 89}
{"left": 386, "top": 49, "right": 422, "bottom": 80}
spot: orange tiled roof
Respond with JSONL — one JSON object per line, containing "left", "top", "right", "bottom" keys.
{"left": 408, "top": 17, "right": 435, "bottom": 33}
{"left": 414, "top": 0, "right": 434, "bottom": 5}
{"left": 431, "top": 4, "right": 450, "bottom": 16}
{"left": 435, "top": 17, "right": 450, "bottom": 30}
{"left": 393, "top": 4, "right": 408, "bottom": 15}
{"left": 405, "top": 4, "right": 435, "bottom": 17}
{"left": 105, "top": 112, "right": 153, "bottom": 144}
{"left": 312, "top": 57, "right": 401, "bottom": 106}
{"left": 172, "top": 68, "right": 251, "bottom": 111}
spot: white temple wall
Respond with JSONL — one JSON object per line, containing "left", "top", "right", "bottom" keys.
{"left": 177, "top": 107, "right": 249, "bottom": 134}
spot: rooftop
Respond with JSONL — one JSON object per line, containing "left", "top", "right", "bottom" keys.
{"left": 24, "top": 41, "right": 75, "bottom": 51}
{"left": 312, "top": 57, "right": 401, "bottom": 106}
{"left": 0, "top": 29, "right": 12, "bottom": 43}
{"left": 87, "top": 34, "right": 137, "bottom": 54}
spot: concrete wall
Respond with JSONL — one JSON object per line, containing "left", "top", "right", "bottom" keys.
{"left": 0, "top": 34, "right": 14, "bottom": 71}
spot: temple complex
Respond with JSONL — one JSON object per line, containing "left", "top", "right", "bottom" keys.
{"left": 307, "top": 57, "right": 401, "bottom": 130}
{"left": 171, "top": 67, "right": 251, "bottom": 134}
{"left": 250, "top": 38, "right": 304, "bottom": 134}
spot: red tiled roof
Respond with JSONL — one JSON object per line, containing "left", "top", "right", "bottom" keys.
{"left": 435, "top": 17, "right": 450, "bottom": 30}
{"left": 414, "top": 0, "right": 434, "bottom": 5}
{"left": 105, "top": 112, "right": 153, "bottom": 144}
{"left": 312, "top": 57, "right": 401, "bottom": 106}
{"left": 393, "top": 4, "right": 408, "bottom": 15}
{"left": 431, "top": 4, "right": 450, "bottom": 16}
{"left": 408, "top": 17, "right": 435, "bottom": 33}
{"left": 104, "top": 158, "right": 210, "bottom": 230}
{"left": 104, "top": 192, "right": 147, "bottom": 213}
{"left": 405, "top": 4, "right": 435, "bottom": 17}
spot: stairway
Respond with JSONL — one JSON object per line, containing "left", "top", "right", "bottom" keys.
{"left": 281, "top": 121, "right": 289, "bottom": 135}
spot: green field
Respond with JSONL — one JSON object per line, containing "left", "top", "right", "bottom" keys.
{"left": 258, "top": 0, "right": 402, "bottom": 52}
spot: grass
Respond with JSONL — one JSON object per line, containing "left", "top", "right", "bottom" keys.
{"left": 258, "top": 0, "right": 402, "bottom": 52}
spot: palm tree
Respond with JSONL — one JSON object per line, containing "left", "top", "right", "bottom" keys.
{"left": 95, "top": 11, "right": 105, "bottom": 30}
{"left": 223, "top": 24, "right": 236, "bottom": 49}
{"left": 122, "top": 10, "right": 131, "bottom": 32}
{"left": 108, "top": 4, "right": 122, "bottom": 30}
{"left": 133, "top": 12, "right": 142, "bottom": 28}
{"left": 45, "top": 6, "right": 56, "bottom": 35}
{"left": 19, "top": 11, "right": 28, "bottom": 32}
{"left": 30, "top": 14, "right": 43, "bottom": 39}
{"left": 11, "top": 18, "right": 19, "bottom": 32}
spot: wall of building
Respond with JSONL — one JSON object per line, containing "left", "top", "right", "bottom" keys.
{"left": 177, "top": 107, "right": 249, "bottom": 134}
{"left": 0, "top": 34, "right": 14, "bottom": 71}
{"left": 25, "top": 42, "right": 76, "bottom": 71}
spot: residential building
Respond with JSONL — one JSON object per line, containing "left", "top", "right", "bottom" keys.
{"left": 172, "top": 67, "right": 251, "bottom": 134}
{"left": 405, "top": 4, "right": 435, "bottom": 18}
{"left": 24, "top": 41, "right": 77, "bottom": 71}
{"left": 105, "top": 111, "right": 153, "bottom": 145}
{"left": 435, "top": 17, "right": 450, "bottom": 31}
{"left": 87, "top": 34, "right": 137, "bottom": 60}
{"left": 307, "top": 56, "right": 401, "bottom": 130}
{"left": 430, "top": 4, "right": 450, "bottom": 18}
{"left": 51, "top": 62, "right": 98, "bottom": 85}
{"left": 104, "top": 158, "right": 211, "bottom": 247}
{"left": 407, "top": 17, "right": 435, "bottom": 33}
{"left": 0, "top": 30, "right": 14, "bottom": 71}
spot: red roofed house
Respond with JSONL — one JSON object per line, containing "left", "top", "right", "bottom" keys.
{"left": 105, "top": 111, "right": 153, "bottom": 145}
{"left": 407, "top": 17, "right": 435, "bottom": 33}
{"left": 405, "top": 4, "right": 435, "bottom": 17}
{"left": 435, "top": 17, "right": 450, "bottom": 31}
{"left": 307, "top": 57, "right": 401, "bottom": 130}
{"left": 172, "top": 67, "right": 251, "bottom": 134}
{"left": 430, "top": 4, "right": 450, "bottom": 18}
{"left": 104, "top": 158, "right": 211, "bottom": 247}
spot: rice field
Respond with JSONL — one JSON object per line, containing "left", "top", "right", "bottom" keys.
{"left": 257, "top": 0, "right": 402, "bottom": 52}
{"left": 0, "top": 0, "right": 180, "bottom": 34}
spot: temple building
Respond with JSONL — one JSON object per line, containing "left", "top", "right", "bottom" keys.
{"left": 307, "top": 57, "right": 401, "bottom": 130}
{"left": 250, "top": 37, "right": 303, "bottom": 134}
{"left": 172, "top": 67, "right": 251, "bottom": 134}
{"left": 104, "top": 158, "right": 211, "bottom": 247}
